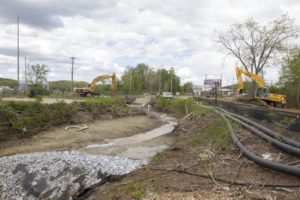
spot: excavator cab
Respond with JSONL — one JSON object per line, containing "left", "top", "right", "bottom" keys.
{"left": 256, "top": 87, "right": 269, "bottom": 98}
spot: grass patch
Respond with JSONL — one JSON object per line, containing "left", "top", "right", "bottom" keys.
{"left": 153, "top": 97, "right": 231, "bottom": 150}
{"left": 105, "top": 182, "right": 145, "bottom": 200}
{"left": 192, "top": 116, "right": 231, "bottom": 150}
{"left": 152, "top": 97, "right": 195, "bottom": 116}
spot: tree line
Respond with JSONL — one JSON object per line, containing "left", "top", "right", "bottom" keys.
{"left": 26, "top": 63, "right": 193, "bottom": 96}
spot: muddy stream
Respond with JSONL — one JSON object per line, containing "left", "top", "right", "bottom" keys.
{"left": 0, "top": 111, "right": 177, "bottom": 200}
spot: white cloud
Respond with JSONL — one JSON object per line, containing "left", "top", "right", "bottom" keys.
{"left": 1, "top": 0, "right": 300, "bottom": 86}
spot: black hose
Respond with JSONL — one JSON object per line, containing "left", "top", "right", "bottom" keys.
{"left": 197, "top": 104, "right": 300, "bottom": 177}
{"left": 225, "top": 114, "right": 300, "bottom": 157}
{"left": 216, "top": 107, "right": 300, "bottom": 148}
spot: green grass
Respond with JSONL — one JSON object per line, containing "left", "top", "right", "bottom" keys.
{"left": 192, "top": 116, "right": 231, "bottom": 150}
{"left": 153, "top": 97, "right": 231, "bottom": 150}
{"left": 105, "top": 182, "right": 145, "bottom": 200}
{"left": 153, "top": 97, "right": 195, "bottom": 116}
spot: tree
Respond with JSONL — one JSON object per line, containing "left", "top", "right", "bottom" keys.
{"left": 27, "top": 64, "right": 49, "bottom": 86}
{"left": 278, "top": 48, "right": 300, "bottom": 108}
{"left": 217, "top": 15, "right": 298, "bottom": 97}
{"left": 120, "top": 64, "right": 181, "bottom": 95}
{"left": 183, "top": 82, "right": 193, "bottom": 93}
{"left": 27, "top": 64, "right": 50, "bottom": 96}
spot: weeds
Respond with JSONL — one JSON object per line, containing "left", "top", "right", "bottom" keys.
{"left": 0, "top": 97, "right": 133, "bottom": 137}
{"left": 153, "top": 97, "right": 194, "bottom": 116}
{"left": 105, "top": 182, "right": 145, "bottom": 200}
{"left": 192, "top": 117, "right": 231, "bottom": 150}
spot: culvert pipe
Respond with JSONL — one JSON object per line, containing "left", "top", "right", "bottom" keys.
{"left": 197, "top": 104, "right": 300, "bottom": 177}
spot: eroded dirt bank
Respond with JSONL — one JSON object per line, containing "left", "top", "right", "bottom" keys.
{"left": 0, "top": 115, "right": 163, "bottom": 157}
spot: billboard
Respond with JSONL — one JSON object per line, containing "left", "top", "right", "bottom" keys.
{"left": 204, "top": 79, "right": 222, "bottom": 87}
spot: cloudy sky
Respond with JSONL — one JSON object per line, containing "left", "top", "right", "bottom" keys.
{"left": 0, "top": 0, "right": 299, "bottom": 86}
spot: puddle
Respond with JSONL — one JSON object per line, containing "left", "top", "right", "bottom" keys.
{"left": 85, "top": 112, "right": 176, "bottom": 149}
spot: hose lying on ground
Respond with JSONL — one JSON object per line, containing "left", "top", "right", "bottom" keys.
{"left": 215, "top": 107, "right": 300, "bottom": 149}
{"left": 224, "top": 113, "right": 300, "bottom": 157}
{"left": 197, "top": 103, "right": 300, "bottom": 177}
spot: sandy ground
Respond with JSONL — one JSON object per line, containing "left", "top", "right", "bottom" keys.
{"left": 0, "top": 115, "right": 163, "bottom": 157}
{"left": 1, "top": 97, "right": 80, "bottom": 104}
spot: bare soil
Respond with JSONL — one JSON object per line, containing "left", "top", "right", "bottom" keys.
{"left": 85, "top": 113, "right": 300, "bottom": 200}
{"left": 0, "top": 115, "right": 163, "bottom": 157}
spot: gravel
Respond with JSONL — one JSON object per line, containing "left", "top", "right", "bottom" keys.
{"left": 0, "top": 151, "right": 146, "bottom": 200}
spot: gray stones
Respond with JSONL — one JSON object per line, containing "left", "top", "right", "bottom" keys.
{"left": 0, "top": 151, "right": 145, "bottom": 200}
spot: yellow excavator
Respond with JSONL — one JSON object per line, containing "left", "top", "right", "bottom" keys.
{"left": 236, "top": 67, "right": 286, "bottom": 108}
{"left": 74, "top": 73, "right": 116, "bottom": 96}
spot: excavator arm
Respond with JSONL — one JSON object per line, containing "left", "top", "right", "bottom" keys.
{"left": 235, "top": 66, "right": 286, "bottom": 107}
{"left": 74, "top": 73, "right": 116, "bottom": 96}
{"left": 89, "top": 73, "right": 116, "bottom": 93}
{"left": 236, "top": 67, "right": 265, "bottom": 94}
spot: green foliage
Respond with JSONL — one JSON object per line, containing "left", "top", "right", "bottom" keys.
{"left": 104, "top": 182, "right": 145, "bottom": 200}
{"left": 29, "top": 85, "right": 50, "bottom": 97}
{"left": 0, "top": 97, "right": 129, "bottom": 136}
{"left": 280, "top": 49, "right": 300, "bottom": 87}
{"left": 153, "top": 98, "right": 230, "bottom": 150}
{"left": 27, "top": 64, "right": 49, "bottom": 86}
{"left": 1, "top": 101, "right": 77, "bottom": 133}
{"left": 80, "top": 98, "right": 125, "bottom": 111}
{"left": 192, "top": 117, "right": 231, "bottom": 150}
{"left": 275, "top": 48, "right": 300, "bottom": 108}
{"left": 183, "top": 81, "right": 193, "bottom": 93}
{"left": 153, "top": 97, "right": 194, "bottom": 116}
{"left": 121, "top": 63, "right": 181, "bottom": 95}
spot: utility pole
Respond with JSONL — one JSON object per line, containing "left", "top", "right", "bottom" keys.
{"left": 170, "top": 70, "right": 173, "bottom": 93}
{"left": 17, "top": 15, "right": 20, "bottom": 93}
{"left": 24, "top": 56, "right": 27, "bottom": 94}
{"left": 296, "top": 84, "right": 299, "bottom": 108}
{"left": 159, "top": 67, "right": 162, "bottom": 95}
{"left": 214, "top": 81, "right": 218, "bottom": 105}
{"left": 220, "top": 73, "right": 223, "bottom": 87}
{"left": 129, "top": 70, "right": 132, "bottom": 95}
{"left": 70, "top": 57, "right": 76, "bottom": 94}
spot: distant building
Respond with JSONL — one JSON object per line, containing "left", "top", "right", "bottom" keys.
{"left": 0, "top": 86, "right": 14, "bottom": 94}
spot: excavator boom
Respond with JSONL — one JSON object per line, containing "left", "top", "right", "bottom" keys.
{"left": 235, "top": 66, "right": 286, "bottom": 107}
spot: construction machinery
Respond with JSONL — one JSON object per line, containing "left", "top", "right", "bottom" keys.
{"left": 73, "top": 73, "right": 116, "bottom": 96}
{"left": 236, "top": 67, "right": 286, "bottom": 108}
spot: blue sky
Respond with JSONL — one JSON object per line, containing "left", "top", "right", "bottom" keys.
{"left": 0, "top": 0, "right": 300, "bottom": 86}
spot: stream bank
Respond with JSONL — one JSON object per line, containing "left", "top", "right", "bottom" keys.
{"left": 0, "top": 111, "right": 177, "bottom": 200}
